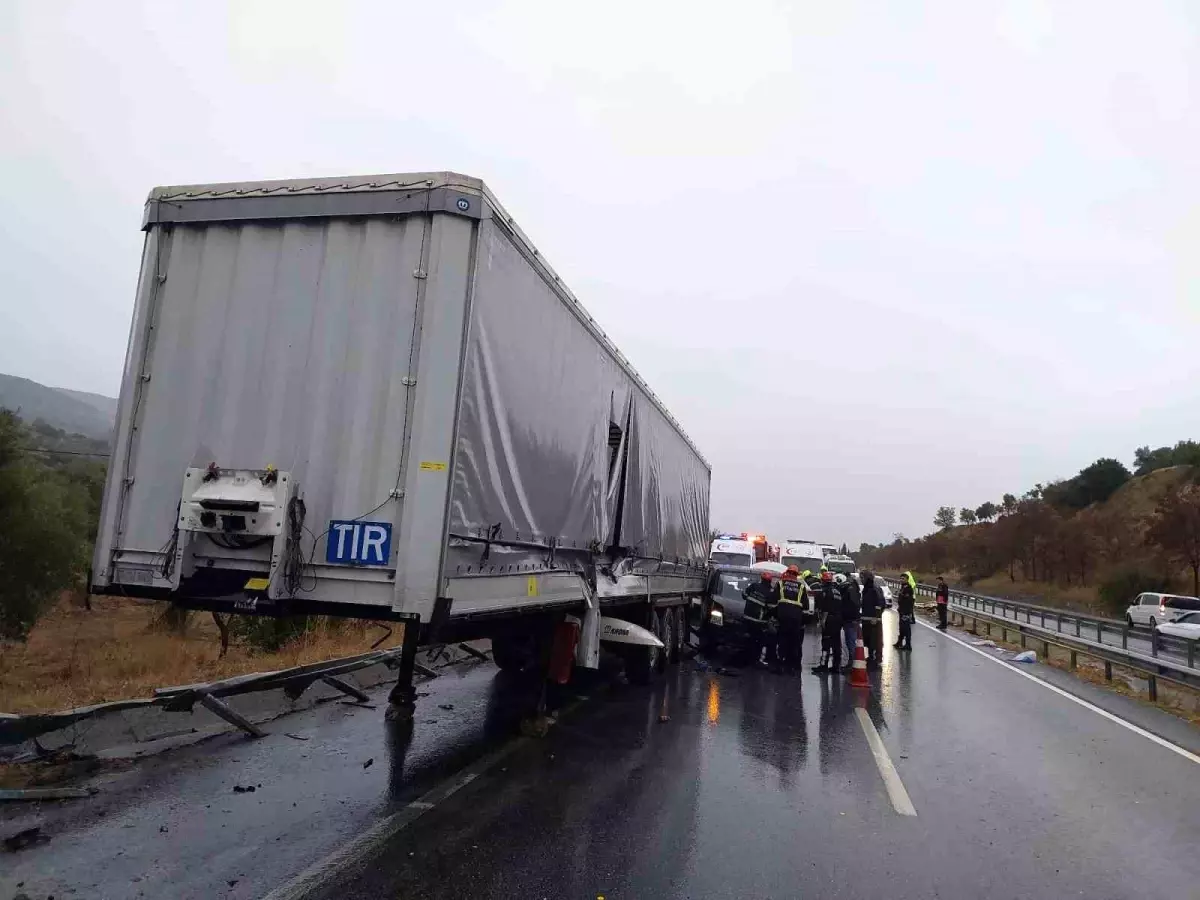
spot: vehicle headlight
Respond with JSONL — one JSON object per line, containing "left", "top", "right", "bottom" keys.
{"left": 709, "top": 609, "right": 724, "bottom": 625}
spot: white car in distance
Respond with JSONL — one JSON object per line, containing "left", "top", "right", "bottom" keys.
{"left": 1125, "top": 592, "right": 1200, "bottom": 628}
{"left": 1154, "top": 611, "right": 1200, "bottom": 639}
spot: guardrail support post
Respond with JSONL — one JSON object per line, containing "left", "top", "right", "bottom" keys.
{"left": 986, "top": 621, "right": 991, "bottom": 636}
{"left": 1148, "top": 675, "right": 1157, "bottom": 702}
{"left": 1069, "top": 650, "right": 1077, "bottom": 670}
{"left": 1040, "top": 611, "right": 1045, "bottom": 628}
{"left": 197, "top": 692, "right": 266, "bottom": 739}
{"left": 1103, "top": 661, "right": 1112, "bottom": 682}
{"left": 1122, "top": 627, "right": 1128, "bottom": 650}
{"left": 1075, "top": 619, "right": 1081, "bottom": 637}
{"left": 1189, "top": 640, "right": 1195, "bottom": 669}
{"left": 321, "top": 675, "right": 371, "bottom": 704}
{"left": 1043, "top": 640, "right": 1050, "bottom": 659}
{"left": 1097, "top": 622, "right": 1103, "bottom": 644}
{"left": 1020, "top": 632, "right": 1027, "bottom": 649}
{"left": 1152, "top": 633, "right": 1158, "bottom": 658}
{"left": 457, "top": 642, "right": 491, "bottom": 662}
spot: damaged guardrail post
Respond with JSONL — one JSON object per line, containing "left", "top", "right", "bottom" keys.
{"left": 321, "top": 675, "right": 372, "bottom": 704}
{"left": 197, "top": 692, "right": 267, "bottom": 739}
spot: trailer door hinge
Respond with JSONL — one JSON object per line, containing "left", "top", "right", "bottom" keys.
{"left": 139, "top": 373, "right": 152, "bottom": 383}
{"left": 389, "top": 488, "right": 405, "bottom": 500}
{"left": 401, "top": 376, "right": 417, "bottom": 386}
{"left": 412, "top": 269, "right": 427, "bottom": 279}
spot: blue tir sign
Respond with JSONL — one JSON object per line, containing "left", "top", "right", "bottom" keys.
{"left": 325, "top": 520, "right": 392, "bottom": 566}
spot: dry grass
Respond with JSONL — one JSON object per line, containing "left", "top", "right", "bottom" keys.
{"left": 0, "top": 595, "right": 398, "bottom": 715}
{"left": 963, "top": 574, "right": 1109, "bottom": 617}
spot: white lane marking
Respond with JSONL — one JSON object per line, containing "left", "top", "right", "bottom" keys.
{"left": 854, "top": 707, "right": 918, "bottom": 817}
{"left": 917, "top": 619, "right": 1200, "bottom": 766}
{"left": 260, "top": 744, "right": 519, "bottom": 900}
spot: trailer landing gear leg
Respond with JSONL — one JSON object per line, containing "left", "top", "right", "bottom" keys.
{"left": 386, "top": 620, "right": 421, "bottom": 722}
{"left": 519, "top": 626, "right": 558, "bottom": 738}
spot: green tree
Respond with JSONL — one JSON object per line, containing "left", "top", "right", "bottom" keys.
{"left": 1043, "top": 458, "right": 1131, "bottom": 510}
{"left": 933, "top": 506, "right": 957, "bottom": 530}
{"left": 959, "top": 508, "right": 977, "bottom": 525}
{"left": 975, "top": 501, "right": 998, "bottom": 522}
{"left": 1146, "top": 483, "right": 1200, "bottom": 596}
{"left": 1134, "top": 441, "right": 1200, "bottom": 477}
{"left": 1001, "top": 494, "right": 1018, "bottom": 515}
{"left": 0, "top": 411, "right": 93, "bottom": 640}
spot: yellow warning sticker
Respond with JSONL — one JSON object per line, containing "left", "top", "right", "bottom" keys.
{"left": 419, "top": 461, "right": 448, "bottom": 472}
{"left": 243, "top": 577, "right": 270, "bottom": 592}
{"left": 527, "top": 575, "right": 539, "bottom": 597}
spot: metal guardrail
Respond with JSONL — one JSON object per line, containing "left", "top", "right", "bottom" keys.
{"left": 0, "top": 642, "right": 491, "bottom": 748}
{"left": 883, "top": 578, "right": 1200, "bottom": 699}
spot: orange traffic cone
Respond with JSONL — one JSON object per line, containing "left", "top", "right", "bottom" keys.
{"left": 849, "top": 622, "right": 870, "bottom": 688}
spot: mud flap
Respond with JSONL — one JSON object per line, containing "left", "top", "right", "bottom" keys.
{"left": 576, "top": 578, "right": 601, "bottom": 670}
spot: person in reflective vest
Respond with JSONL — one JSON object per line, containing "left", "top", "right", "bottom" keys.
{"left": 776, "top": 565, "right": 807, "bottom": 674}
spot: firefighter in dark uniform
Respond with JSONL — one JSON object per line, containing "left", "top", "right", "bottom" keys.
{"left": 776, "top": 565, "right": 807, "bottom": 674}
{"left": 859, "top": 571, "right": 886, "bottom": 669}
{"left": 811, "top": 570, "right": 843, "bottom": 674}
{"left": 741, "top": 572, "right": 776, "bottom": 667}
{"left": 894, "top": 573, "right": 916, "bottom": 651}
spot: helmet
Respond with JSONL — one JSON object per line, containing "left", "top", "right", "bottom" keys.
{"left": 786, "top": 565, "right": 799, "bottom": 575}
{"left": 820, "top": 570, "right": 833, "bottom": 582}
{"left": 834, "top": 574, "right": 847, "bottom": 585}
{"left": 760, "top": 571, "right": 773, "bottom": 582}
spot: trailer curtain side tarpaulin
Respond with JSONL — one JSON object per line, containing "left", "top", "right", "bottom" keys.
{"left": 450, "top": 219, "right": 710, "bottom": 566}
{"left": 93, "top": 171, "right": 710, "bottom": 618}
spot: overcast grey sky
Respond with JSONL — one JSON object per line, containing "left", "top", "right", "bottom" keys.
{"left": 1, "top": 0, "right": 1197, "bottom": 547}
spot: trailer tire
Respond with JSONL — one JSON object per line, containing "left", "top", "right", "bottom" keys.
{"left": 627, "top": 641, "right": 660, "bottom": 685}
{"left": 653, "top": 609, "right": 668, "bottom": 674}
{"left": 667, "top": 607, "right": 684, "bottom": 664}
{"left": 662, "top": 608, "right": 677, "bottom": 665}
{"left": 491, "top": 633, "right": 537, "bottom": 674}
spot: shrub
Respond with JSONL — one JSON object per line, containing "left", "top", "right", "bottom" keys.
{"left": 230, "top": 614, "right": 315, "bottom": 653}
{"left": 0, "top": 411, "right": 94, "bottom": 640}
{"left": 1097, "top": 565, "right": 1178, "bottom": 616}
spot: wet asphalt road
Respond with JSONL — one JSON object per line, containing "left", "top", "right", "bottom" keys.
{"left": 308, "top": 618, "right": 1199, "bottom": 900}
{"left": 4, "top": 615, "right": 1199, "bottom": 899}
{"left": 0, "top": 659, "right": 543, "bottom": 900}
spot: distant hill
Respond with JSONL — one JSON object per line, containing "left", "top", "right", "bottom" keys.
{"left": 58, "top": 388, "right": 119, "bottom": 424}
{"left": 0, "top": 373, "right": 116, "bottom": 440}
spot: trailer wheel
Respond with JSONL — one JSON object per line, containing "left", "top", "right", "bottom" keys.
{"left": 653, "top": 609, "right": 668, "bottom": 674}
{"left": 627, "top": 641, "right": 660, "bottom": 685}
{"left": 665, "top": 607, "right": 685, "bottom": 664}
{"left": 491, "top": 633, "right": 538, "bottom": 674}
{"left": 657, "top": 609, "right": 676, "bottom": 667}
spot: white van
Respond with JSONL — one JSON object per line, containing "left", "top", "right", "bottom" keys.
{"left": 780, "top": 540, "right": 824, "bottom": 575}
{"left": 709, "top": 537, "right": 757, "bottom": 568}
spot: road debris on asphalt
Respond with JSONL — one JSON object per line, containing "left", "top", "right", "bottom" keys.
{"left": 363, "top": 758, "right": 374, "bottom": 769}
{"left": 232, "top": 784, "right": 256, "bottom": 793}
{"left": 3, "top": 826, "right": 49, "bottom": 852}
{"left": 0, "top": 787, "right": 93, "bottom": 801}
{"left": 1011, "top": 650, "right": 1038, "bottom": 663}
